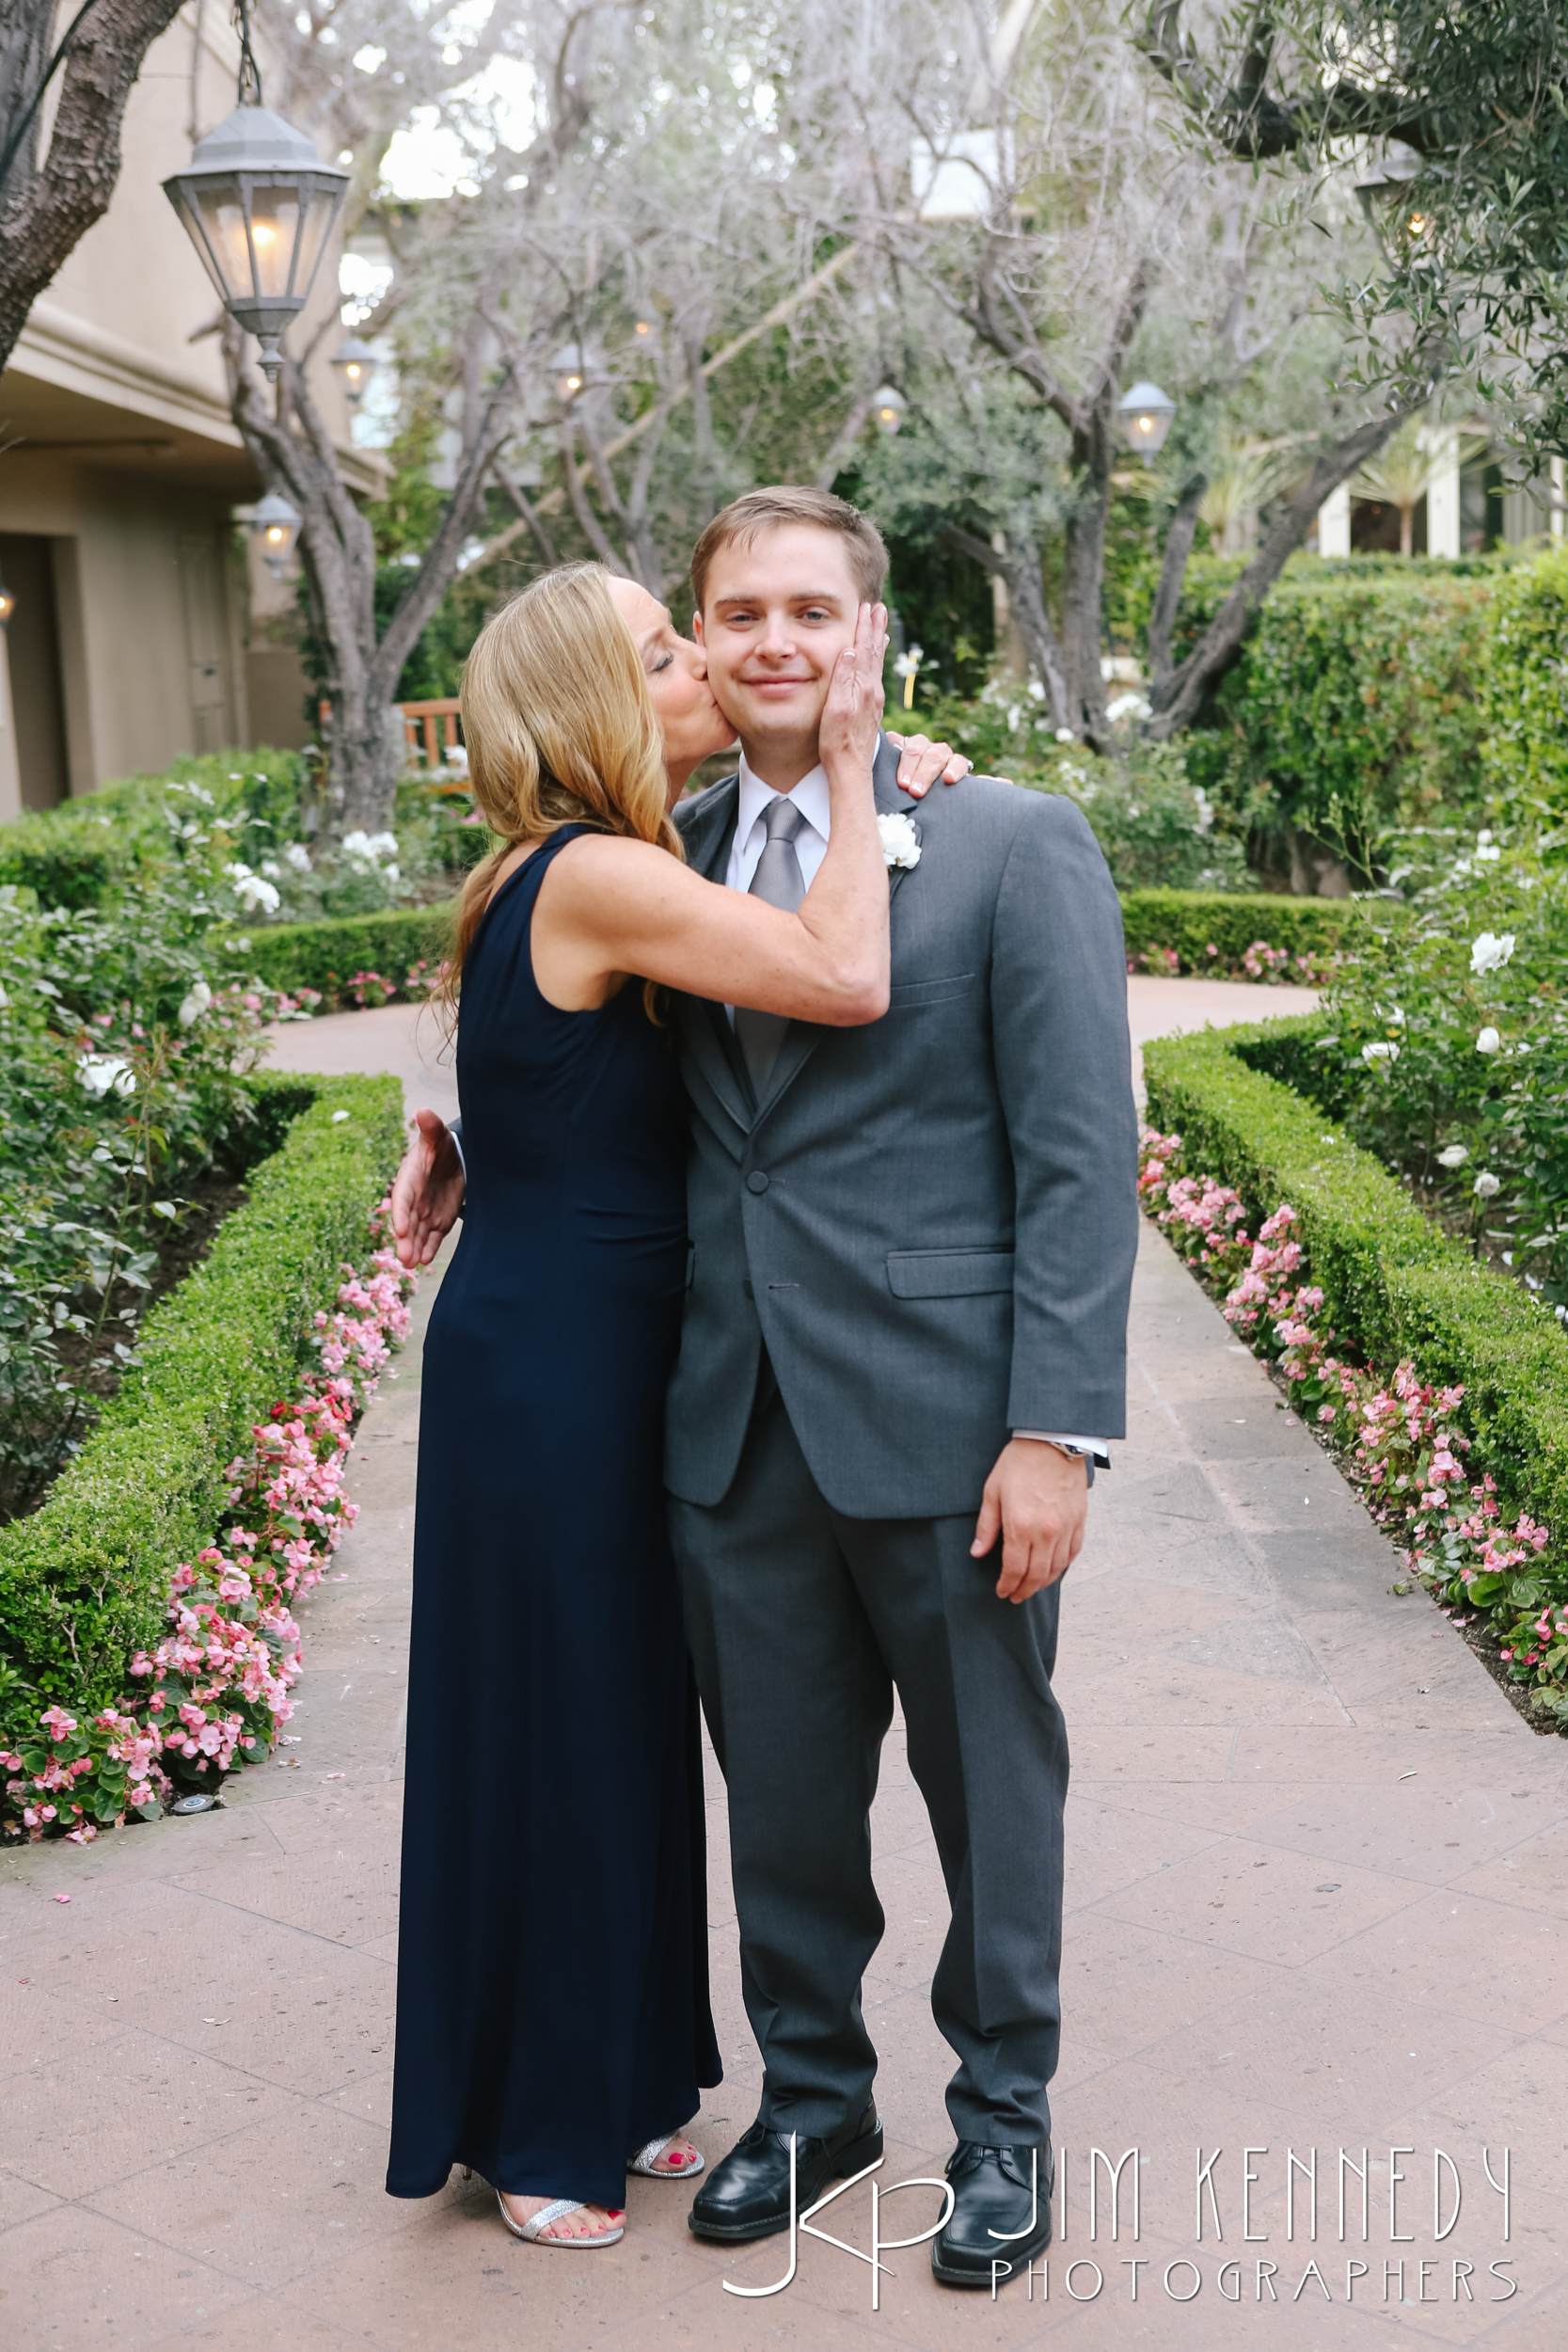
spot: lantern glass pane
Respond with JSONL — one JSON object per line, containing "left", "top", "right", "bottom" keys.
{"left": 194, "top": 184, "right": 259, "bottom": 300}
{"left": 173, "top": 186, "right": 234, "bottom": 302}
{"left": 248, "top": 184, "right": 303, "bottom": 297}
{"left": 290, "top": 183, "right": 342, "bottom": 302}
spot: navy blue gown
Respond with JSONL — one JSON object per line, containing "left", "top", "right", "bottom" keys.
{"left": 388, "top": 826, "right": 721, "bottom": 2208}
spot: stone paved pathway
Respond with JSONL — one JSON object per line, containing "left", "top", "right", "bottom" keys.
{"left": 5, "top": 981, "right": 1567, "bottom": 2350}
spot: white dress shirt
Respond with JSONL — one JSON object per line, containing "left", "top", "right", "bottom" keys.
{"left": 719, "top": 754, "right": 1106, "bottom": 1463}
{"left": 725, "top": 754, "right": 832, "bottom": 895}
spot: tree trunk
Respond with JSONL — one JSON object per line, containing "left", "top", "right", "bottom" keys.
{"left": 1060, "top": 395, "right": 1118, "bottom": 748}
{"left": 941, "top": 520, "right": 1072, "bottom": 735}
{"left": 330, "top": 693, "right": 406, "bottom": 837}
{"left": 1145, "top": 404, "right": 1419, "bottom": 739}
{"left": 1400, "top": 502, "right": 1414, "bottom": 558}
{"left": 0, "top": 0, "right": 185, "bottom": 374}
{"left": 226, "top": 321, "right": 518, "bottom": 839}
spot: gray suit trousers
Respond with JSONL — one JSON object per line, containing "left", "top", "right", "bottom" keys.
{"left": 669, "top": 1368, "right": 1069, "bottom": 2150}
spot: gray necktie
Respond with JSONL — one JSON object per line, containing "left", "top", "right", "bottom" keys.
{"left": 735, "top": 794, "right": 808, "bottom": 1094}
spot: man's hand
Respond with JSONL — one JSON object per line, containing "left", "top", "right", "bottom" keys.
{"left": 886, "top": 730, "right": 973, "bottom": 797}
{"left": 971, "top": 1439, "right": 1088, "bottom": 1602}
{"left": 390, "top": 1107, "right": 467, "bottom": 1270}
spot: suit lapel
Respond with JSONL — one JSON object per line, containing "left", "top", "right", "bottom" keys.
{"left": 873, "top": 733, "right": 922, "bottom": 905}
{"left": 672, "top": 776, "right": 755, "bottom": 1134}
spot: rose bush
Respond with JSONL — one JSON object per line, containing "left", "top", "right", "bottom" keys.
{"left": 1283, "top": 828, "right": 1568, "bottom": 1311}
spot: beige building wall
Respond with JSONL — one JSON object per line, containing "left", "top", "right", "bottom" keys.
{"left": 0, "top": 5, "right": 378, "bottom": 818}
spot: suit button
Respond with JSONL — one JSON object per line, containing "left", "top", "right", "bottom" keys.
{"left": 746, "top": 1171, "right": 769, "bottom": 1195}
{"left": 741, "top": 1279, "right": 754, "bottom": 1300}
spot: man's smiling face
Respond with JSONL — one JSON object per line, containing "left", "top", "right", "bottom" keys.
{"left": 693, "top": 524, "right": 863, "bottom": 774}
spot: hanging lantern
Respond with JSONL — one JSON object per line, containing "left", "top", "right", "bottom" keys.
{"left": 163, "top": 6, "right": 348, "bottom": 383}
{"left": 1117, "top": 381, "right": 1177, "bottom": 464}
{"left": 871, "top": 384, "right": 909, "bottom": 436}
{"left": 249, "top": 492, "right": 303, "bottom": 579}
{"left": 330, "top": 334, "right": 376, "bottom": 404}
{"left": 552, "top": 342, "right": 604, "bottom": 403}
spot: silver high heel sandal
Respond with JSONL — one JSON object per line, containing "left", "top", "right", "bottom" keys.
{"left": 495, "top": 2189, "right": 625, "bottom": 2247}
{"left": 626, "top": 2133, "right": 705, "bottom": 2179}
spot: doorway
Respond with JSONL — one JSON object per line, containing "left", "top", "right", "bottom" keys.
{"left": 0, "top": 534, "right": 70, "bottom": 809}
{"left": 180, "top": 533, "right": 230, "bottom": 753}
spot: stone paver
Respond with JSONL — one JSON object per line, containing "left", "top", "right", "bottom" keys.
{"left": 5, "top": 979, "right": 1566, "bottom": 2349}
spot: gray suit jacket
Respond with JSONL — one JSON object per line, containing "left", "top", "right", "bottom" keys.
{"left": 665, "top": 736, "right": 1139, "bottom": 1518}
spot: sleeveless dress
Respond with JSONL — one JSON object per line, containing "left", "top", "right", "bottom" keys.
{"left": 387, "top": 826, "right": 721, "bottom": 2208}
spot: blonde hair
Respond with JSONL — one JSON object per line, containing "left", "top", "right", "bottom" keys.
{"left": 437, "top": 562, "right": 682, "bottom": 1026}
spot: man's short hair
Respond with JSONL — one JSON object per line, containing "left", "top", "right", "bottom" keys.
{"left": 690, "top": 487, "right": 889, "bottom": 612}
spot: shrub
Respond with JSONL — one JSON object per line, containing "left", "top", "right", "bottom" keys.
{"left": 1283, "top": 828, "right": 1568, "bottom": 1310}
{"left": 0, "top": 880, "right": 323, "bottom": 1516}
{"left": 1138, "top": 1115, "right": 1568, "bottom": 1723}
{"left": 0, "top": 1072, "right": 404, "bottom": 1746}
{"left": 1, "top": 1225, "right": 413, "bottom": 1839}
{"left": 1173, "top": 557, "right": 1498, "bottom": 882}
{"left": 914, "top": 686, "right": 1249, "bottom": 891}
{"left": 232, "top": 903, "right": 453, "bottom": 1005}
{"left": 1142, "top": 1017, "right": 1568, "bottom": 1562}
{"left": 1479, "top": 547, "right": 1568, "bottom": 807}
{"left": 1118, "top": 888, "right": 1383, "bottom": 978}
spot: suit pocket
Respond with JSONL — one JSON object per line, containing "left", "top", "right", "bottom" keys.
{"left": 886, "top": 1248, "right": 1014, "bottom": 1299}
{"left": 886, "top": 972, "right": 975, "bottom": 1008}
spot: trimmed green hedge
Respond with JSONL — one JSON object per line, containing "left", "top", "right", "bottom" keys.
{"left": 0, "top": 1070, "right": 404, "bottom": 1727}
{"left": 232, "top": 904, "right": 454, "bottom": 1001}
{"left": 1117, "top": 889, "right": 1388, "bottom": 972}
{"left": 236, "top": 889, "right": 1367, "bottom": 1007}
{"left": 1172, "top": 558, "right": 1497, "bottom": 866}
{"left": 1479, "top": 547, "right": 1568, "bottom": 805}
{"left": 1144, "top": 1017, "right": 1568, "bottom": 1543}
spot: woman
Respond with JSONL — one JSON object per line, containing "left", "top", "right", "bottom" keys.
{"left": 386, "top": 562, "right": 893, "bottom": 2249}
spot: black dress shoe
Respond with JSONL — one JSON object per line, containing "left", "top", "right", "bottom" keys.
{"left": 688, "top": 2102, "right": 882, "bottom": 2243}
{"left": 931, "top": 2141, "right": 1053, "bottom": 2288}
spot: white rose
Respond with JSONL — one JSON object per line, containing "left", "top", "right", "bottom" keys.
{"left": 1055, "top": 727, "right": 1076, "bottom": 743}
{"left": 1362, "top": 1041, "right": 1400, "bottom": 1065}
{"left": 177, "top": 979, "right": 213, "bottom": 1027}
{"left": 78, "top": 1054, "right": 135, "bottom": 1099}
{"left": 876, "top": 813, "right": 922, "bottom": 871}
{"left": 1476, "top": 1026, "right": 1502, "bottom": 1055}
{"left": 284, "top": 842, "right": 312, "bottom": 872}
{"left": 1473, "top": 1170, "right": 1501, "bottom": 1199}
{"left": 1470, "top": 931, "right": 1515, "bottom": 975}
{"left": 232, "top": 873, "right": 280, "bottom": 914}
{"left": 1435, "top": 1143, "right": 1470, "bottom": 1168}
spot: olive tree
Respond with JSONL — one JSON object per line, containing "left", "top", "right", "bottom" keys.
{"left": 0, "top": 0, "right": 186, "bottom": 371}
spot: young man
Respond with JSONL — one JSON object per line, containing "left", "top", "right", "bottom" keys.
{"left": 393, "top": 492, "right": 1138, "bottom": 2284}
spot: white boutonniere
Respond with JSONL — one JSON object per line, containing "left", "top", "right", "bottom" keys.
{"left": 877, "top": 812, "right": 922, "bottom": 871}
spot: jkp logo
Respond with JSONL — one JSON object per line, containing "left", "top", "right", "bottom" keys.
{"left": 722, "top": 2140, "right": 1044, "bottom": 2311}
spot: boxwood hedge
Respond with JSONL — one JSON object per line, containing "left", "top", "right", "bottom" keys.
{"left": 235, "top": 888, "right": 1370, "bottom": 1006}
{"left": 1144, "top": 1016, "right": 1568, "bottom": 1546}
{"left": 231, "top": 904, "right": 454, "bottom": 1001}
{"left": 0, "top": 1070, "right": 404, "bottom": 1735}
{"left": 1117, "top": 888, "right": 1386, "bottom": 973}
